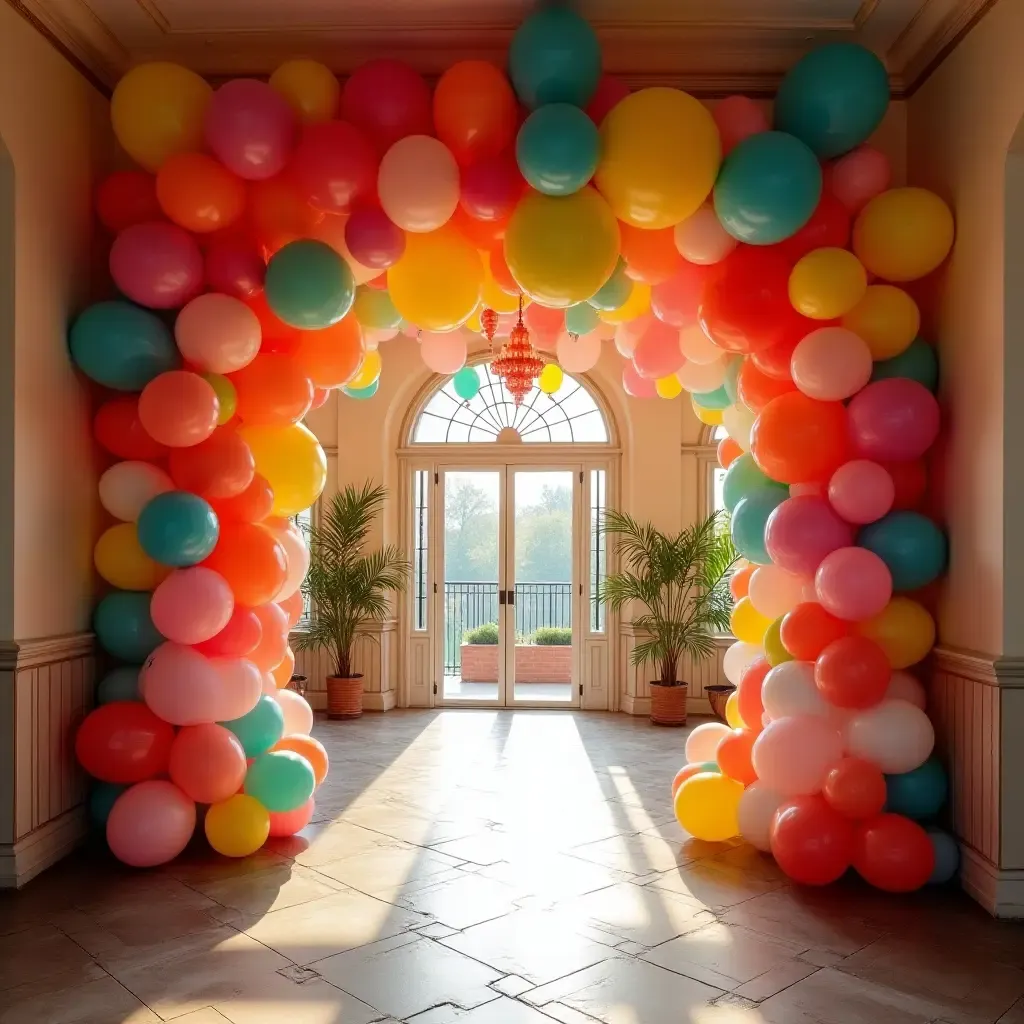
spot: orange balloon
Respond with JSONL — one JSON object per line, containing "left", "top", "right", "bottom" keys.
{"left": 717, "top": 728, "right": 757, "bottom": 785}
{"left": 248, "top": 175, "right": 324, "bottom": 256}
{"left": 249, "top": 603, "right": 289, "bottom": 672}
{"left": 210, "top": 473, "right": 274, "bottom": 524}
{"left": 729, "top": 564, "right": 754, "bottom": 600}
{"left": 619, "top": 222, "right": 682, "bottom": 285}
{"left": 138, "top": 371, "right": 219, "bottom": 448}
{"left": 168, "top": 428, "right": 255, "bottom": 500}
{"left": 292, "top": 316, "right": 364, "bottom": 388}
{"left": 451, "top": 204, "right": 507, "bottom": 249}
{"left": 202, "top": 522, "right": 287, "bottom": 608}
{"left": 780, "top": 601, "right": 849, "bottom": 661}
{"left": 671, "top": 762, "right": 713, "bottom": 797}
{"left": 737, "top": 358, "right": 797, "bottom": 413}
{"left": 736, "top": 657, "right": 769, "bottom": 735}
{"left": 717, "top": 436, "right": 742, "bottom": 469}
{"left": 229, "top": 354, "right": 314, "bottom": 426}
{"left": 272, "top": 646, "right": 296, "bottom": 688}
{"left": 157, "top": 153, "right": 246, "bottom": 234}
{"left": 273, "top": 734, "right": 329, "bottom": 786}
{"left": 246, "top": 292, "right": 301, "bottom": 354}
{"left": 488, "top": 246, "right": 520, "bottom": 295}
{"left": 433, "top": 62, "right": 517, "bottom": 166}
{"left": 278, "top": 589, "right": 304, "bottom": 629}
{"left": 750, "top": 392, "right": 849, "bottom": 484}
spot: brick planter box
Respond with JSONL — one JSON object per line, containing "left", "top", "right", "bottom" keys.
{"left": 460, "top": 644, "right": 572, "bottom": 683}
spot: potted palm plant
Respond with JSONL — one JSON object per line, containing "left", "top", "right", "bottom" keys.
{"left": 598, "top": 510, "right": 736, "bottom": 726}
{"left": 294, "top": 481, "right": 410, "bottom": 719}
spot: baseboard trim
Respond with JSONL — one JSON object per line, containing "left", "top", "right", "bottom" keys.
{"left": 306, "top": 689, "right": 397, "bottom": 712}
{"left": 960, "top": 845, "right": 1024, "bottom": 918}
{"left": 0, "top": 806, "right": 88, "bottom": 889}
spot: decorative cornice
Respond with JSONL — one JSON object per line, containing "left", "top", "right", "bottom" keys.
{"left": 931, "top": 645, "right": 1024, "bottom": 687}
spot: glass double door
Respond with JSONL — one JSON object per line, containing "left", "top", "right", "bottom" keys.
{"left": 437, "top": 466, "right": 580, "bottom": 707}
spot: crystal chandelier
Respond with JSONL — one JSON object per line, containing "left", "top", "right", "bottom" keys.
{"left": 491, "top": 296, "right": 544, "bottom": 406}
{"left": 480, "top": 307, "right": 499, "bottom": 347}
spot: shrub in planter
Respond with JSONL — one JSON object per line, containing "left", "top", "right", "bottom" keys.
{"left": 464, "top": 622, "right": 499, "bottom": 645}
{"left": 532, "top": 626, "right": 572, "bottom": 646}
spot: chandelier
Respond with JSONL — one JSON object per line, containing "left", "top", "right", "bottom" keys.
{"left": 491, "top": 297, "right": 544, "bottom": 406}
{"left": 480, "top": 307, "right": 499, "bottom": 347}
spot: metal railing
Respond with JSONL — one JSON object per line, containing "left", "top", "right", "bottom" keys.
{"left": 443, "top": 581, "right": 572, "bottom": 674}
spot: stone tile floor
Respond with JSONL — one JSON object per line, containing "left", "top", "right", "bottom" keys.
{"left": 2, "top": 709, "right": 1023, "bottom": 1024}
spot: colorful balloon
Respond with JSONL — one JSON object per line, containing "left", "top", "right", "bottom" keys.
{"left": 291, "top": 120, "right": 377, "bottom": 213}
{"left": 885, "top": 759, "right": 948, "bottom": 821}
{"left": 841, "top": 285, "right": 920, "bottom": 361}
{"left": 508, "top": 7, "right": 601, "bottom": 109}
{"left": 674, "top": 772, "right": 743, "bottom": 842}
{"left": 269, "top": 59, "right": 340, "bottom": 123}
{"left": 245, "top": 750, "right": 316, "bottom": 813}
{"left": 856, "top": 597, "right": 936, "bottom": 670}
{"left": 517, "top": 104, "right": 599, "bottom": 196}
{"left": 340, "top": 59, "right": 433, "bottom": 153}
{"left": 239, "top": 422, "right": 327, "bottom": 517}
{"left": 853, "top": 813, "right": 934, "bottom": 892}
{"left": 830, "top": 145, "right": 891, "bottom": 213}
{"left": 95, "top": 170, "right": 162, "bottom": 234}
{"left": 858, "top": 512, "right": 948, "bottom": 592}
{"left": 110, "top": 222, "right": 204, "bottom": 310}
{"left": 137, "top": 491, "right": 220, "bottom": 567}
{"left": 788, "top": 248, "right": 867, "bottom": 320}
{"left": 94, "top": 591, "right": 165, "bottom": 662}
{"left": 737, "top": 782, "right": 785, "bottom": 851}
{"left": 823, "top": 757, "right": 887, "bottom": 819}
{"left": 169, "top": 723, "right": 248, "bottom": 804}
{"left": 433, "top": 61, "right": 516, "bottom": 165}
{"left": 76, "top": 702, "right": 174, "bottom": 784}
{"left": 204, "top": 79, "right": 297, "bottom": 181}
{"left": 156, "top": 153, "right": 245, "bottom": 234}
{"left": 846, "top": 699, "right": 935, "bottom": 774}
{"left": 828, "top": 460, "right": 894, "bottom": 525}
{"left": 205, "top": 793, "right": 271, "bottom": 858}
{"left": 771, "top": 795, "right": 854, "bottom": 885}
{"left": 94, "top": 524, "right": 169, "bottom": 591}
{"left": 106, "top": 780, "right": 196, "bottom": 868}
{"left": 751, "top": 715, "right": 843, "bottom": 796}
{"left": 265, "top": 240, "right": 355, "bottom": 329}
{"left": 139, "top": 371, "right": 220, "bottom": 448}
{"left": 870, "top": 337, "right": 939, "bottom": 393}
{"left": 815, "top": 635, "right": 891, "bottom": 709}
{"left": 151, "top": 567, "right": 234, "bottom": 645}
{"left": 847, "top": 379, "right": 940, "bottom": 462}
{"left": 175, "top": 293, "right": 261, "bottom": 374}
{"left": 379, "top": 135, "right": 460, "bottom": 232}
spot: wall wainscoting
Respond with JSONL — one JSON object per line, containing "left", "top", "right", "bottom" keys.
{"left": 0, "top": 632, "right": 96, "bottom": 888}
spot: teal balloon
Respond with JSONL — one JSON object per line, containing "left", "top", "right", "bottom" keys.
{"left": 221, "top": 695, "right": 285, "bottom": 758}
{"left": 355, "top": 288, "right": 401, "bottom": 330}
{"left": 774, "top": 43, "right": 890, "bottom": 160}
{"left": 731, "top": 491, "right": 786, "bottom": 565}
{"left": 89, "top": 783, "right": 126, "bottom": 828}
{"left": 94, "top": 592, "right": 163, "bottom": 662}
{"left": 722, "top": 358, "right": 742, "bottom": 405}
{"left": 69, "top": 301, "right": 180, "bottom": 391}
{"left": 266, "top": 240, "right": 355, "bottom": 329}
{"left": 870, "top": 338, "right": 939, "bottom": 393}
{"left": 508, "top": 7, "right": 601, "bottom": 110}
{"left": 714, "top": 132, "right": 822, "bottom": 245}
{"left": 244, "top": 750, "right": 316, "bottom": 813}
{"left": 691, "top": 385, "right": 731, "bottom": 411}
{"left": 342, "top": 379, "right": 379, "bottom": 400}
{"left": 97, "top": 666, "right": 141, "bottom": 704}
{"left": 722, "top": 454, "right": 788, "bottom": 513}
{"left": 452, "top": 366, "right": 480, "bottom": 402}
{"left": 885, "top": 759, "right": 948, "bottom": 821}
{"left": 137, "top": 491, "right": 219, "bottom": 567}
{"left": 516, "top": 104, "right": 599, "bottom": 196}
{"left": 566, "top": 302, "right": 600, "bottom": 336}
{"left": 858, "top": 511, "right": 947, "bottom": 591}
{"left": 588, "top": 267, "right": 633, "bottom": 311}
{"left": 926, "top": 827, "right": 959, "bottom": 884}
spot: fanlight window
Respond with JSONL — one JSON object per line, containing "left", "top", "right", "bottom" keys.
{"left": 413, "top": 362, "right": 609, "bottom": 444}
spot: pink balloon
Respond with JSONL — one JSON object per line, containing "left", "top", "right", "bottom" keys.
{"left": 586, "top": 75, "right": 630, "bottom": 125}
{"left": 461, "top": 153, "right": 523, "bottom": 222}
{"left": 143, "top": 643, "right": 225, "bottom": 726}
{"left": 791, "top": 327, "right": 872, "bottom": 401}
{"left": 269, "top": 797, "right": 315, "bottom": 837}
{"left": 168, "top": 723, "right": 247, "bottom": 804}
{"left": 110, "top": 222, "right": 204, "bottom": 309}
{"left": 790, "top": 481, "right": 824, "bottom": 499}
{"left": 622, "top": 361, "right": 657, "bottom": 398}
{"left": 614, "top": 315, "right": 650, "bottom": 357}
{"left": 106, "top": 780, "right": 196, "bottom": 867}
{"left": 673, "top": 205, "right": 737, "bottom": 266}
{"left": 713, "top": 96, "right": 769, "bottom": 155}
{"left": 341, "top": 59, "right": 433, "bottom": 153}
{"left": 748, "top": 565, "right": 811, "bottom": 619}
{"left": 421, "top": 331, "right": 468, "bottom": 373}
{"left": 175, "top": 294, "right": 261, "bottom": 374}
{"left": 291, "top": 120, "right": 377, "bottom": 212}
{"left": 204, "top": 236, "right": 266, "bottom": 300}
{"left": 651, "top": 264, "right": 711, "bottom": 328}
{"left": 828, "top": 460, "right": 894, "bottom": 525}
{"left": 138, "top": 371, "right": 219, "bottom": 448}
{"left": 524, "top": 302, "right": 565, "bottom": 342}
{"left": 816, "top": 547, "right": 893, "bottom": 622}
{"left": 210, "top": 657, "right": 263, "bottom": 721}
{"left": 751, "top": 715, "right": 843, "bottom": 797}
{"left": 829, "top": 145, "right": 891, "bottom": 214}
{"left": 204, "top": 79, "right": 297, "bottom": 181}
{"left": 765, "top": 496, "right": 854, "bottom": 577}
{"left": 848, "top": 380, "right": 941, "bottom": 462}
{"left": 632, "top": 319, "right": 684, "bottom": 379}
{"left": 378, "top": 136, "right": 460, "bottom": 232}
{"left": 557, "top": 331, "right": 601, "bottom": 373}
{"left": 345, "top": 206, "right": 406, "bottom": 269}
{"left": 151, "top": 567, "right": 234, "bottom": 646}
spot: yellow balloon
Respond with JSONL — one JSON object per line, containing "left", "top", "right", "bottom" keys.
{"left": 204, "top": 795, "right": 270, "bottom": 858}
{"left": 788, "top": 248, "right": 867, "bottom": 320}
{"left": 347, "top": 349, "right": 382, "bottom": 390}
{"left": 857, "top": 597, "right": 936, "bottom": 670}
{"left": 538, "top": 364, "right": 564, "bottom": 394}
{"left": 692, "top": 401, "right": 723, "bottom": 426}
{"left": 841, "top": 285, "right": 920, "bottom": 361}
{"left": 853, "top": 187, "right": 954, "bottom": 283}
{"left": 656, "top": 375, "right": 682, "bottom": 400}
{"left": 388, "top": 226, "right": 483, "bottom": 331}
{"left": 269, "top": 60, "right": 340, "bottom": 124}
{"left": 725, "top": 692, "right": 746, "bottom": 729}
{"left": 763, "top": 615, "right": 793, "bottom": 668}
{"left": 597, "top": 88, "right": 721, "bottom": 229}
{"left": 482, "top": 261, "right": 521, "bottom": 314}
{"left": 111, "top": 63, "right": 213, "bottom": 173}
{"left": 730, "top": 597, "right": 772, "bottom": 644}
{"left": 94, "top": 524, "right": 170, "bottom": 591}
{"left": 239, "top": 422, "right": 327, "bottom": 518}
{"left": 504, "top": 188, "right": 620, "bottom": 308}
{"left": 674, "top": 772, "right": 743, "bottom": 841}
{"left": 202, "top": 373, "right": 237, "bottom": 425}
{"left": 598, "top": 283, "right": 651, "bottom": 325}
{"left": 465, "top": 305, "right": 483, "bottom": 334}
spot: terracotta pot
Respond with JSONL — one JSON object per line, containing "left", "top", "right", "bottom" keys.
{"left": 650, "top": 682, "right": 687, "bottom": 726}
{"left": 326, "top": 675, "right": 364, "bottom": 719}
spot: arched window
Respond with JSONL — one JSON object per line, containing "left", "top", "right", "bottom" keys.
{"left": 412, "top": 362, "right": 609, "bottom": 444}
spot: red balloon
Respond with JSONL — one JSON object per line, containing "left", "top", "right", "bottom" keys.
{"left": 775, "top": 193, "right": 851, "bottom": 265}
{"left": 586, "top": 75, "right": 630, "bottom": 126}
{"left": 854, "top": 814, "right": 935, "bottom": 892}
{"left": 193, "top": 606, "right": 263, "bottom": 658}
{"left": 168, "top": 724, "right": 247, "bottom": 804}
{"left": 750, "top": 330, "right": 801, "bottom": 381}
{"left": 75, "top": 702, "right": 175, "bottom": 784}
{"left": 751, "top": 393, "right": 849, "bottom": 484}
{"left": 822, "top": 757, "right": 887, "bottom": 819}
{"left": 460, "top": 152, "right": 524, "bottom": 222}
{"left": 737, "top": 358, "right": 797, "bottom": 413}
{"left": 737, "top": 657, "right": 769, "bottom": 735}
{"left": 291, "top": 120, "right": 378, "bottom": 213}
{"left": 96, "top": 171, "right": 163, "bottom": 234}
{"left": 815, "top": 635, "right": 891, "bottom": 709}
{"left": 205, "top": 234, "right": 266, "bottom": 300}
{"left": 168, "top": 428, "right": 255, "bottom": 499}
{"left": 884, "top": 459, "right": 928, "bottom": 511}
{"left": 780, "top": 602, "right": 848, "bottom": 661}
{"left": 94, "top": 396, "right": 168, "bottom": 460}
{"left": 209, "top": 473, "right": 275, "bottom": 524}
{"left": 771, "top": 794, "right": 855, "bottom": 885}
{"left": 717, "top": 728, "right": 758, "bottom": 784}
{"left": 229, "top": 354, "right": 314, "bottom": 426}
{"left": 340, "top": 59, "right": 433, "bottom": 153}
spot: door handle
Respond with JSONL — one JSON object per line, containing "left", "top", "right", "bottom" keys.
{"left": 498, "top": 590, "right": 506, "bottom": 606}
{"left": 507, "top": 589, "right": 515, "bottom": 606}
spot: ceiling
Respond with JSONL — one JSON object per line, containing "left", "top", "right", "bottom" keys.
{"left": 12, "top": 0, "right": 993, "bottom": 96}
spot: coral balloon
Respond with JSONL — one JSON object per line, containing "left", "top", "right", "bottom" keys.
{"left": 815, "top": 547, "right": 892, "bottom": 621}
{"left": 203, "top": 521, "right": 288, "bottom": 608}
{"left": 421, "top": 332, "right": 469, "bottom": 374}
{"left": 266, "top": 517, "right": 309, "bottom": 601}
{"left": 672, "top": 761, "right": 719, "bottom": 798}
{"left": 632, "top": 319, "right": 684, "bottom": 380}
{"left": 685, "top": 722, "right": 731, "bottom": 763}
{"left": 434, "top": 61, "right": 517, "bottom": 165}
{"left": 231, "top": 353, "right": 314, "bottom": 426}
{"left": 712, "top": 96, "right": 769, "bottom": 155}
{"left": 175, "top": 293, "right": 261, "bottom": 375}
{"left": 830, "top": 145, "right": 891, "bottom": 214}
{"left": 143, "top": 642, "right": 227, "bottom": 726}
{"left": 139, "top": 371, "right": 219, "bottom": 448}
{"left": 823, "top": 757, "right": 887, "bottom": 819}
{"left": 674, "top": 205, "right": 738, "bottom": 266}
{"left": 248, "top": 603, "right": 290, "bottom": 673}
{"left": 151, "top": 567, "right": 234, "bottom": 646}
{"left": 379, "top": 135, "right": 460, "bottom": 232}
{"left": 210, "top": 657, "right": 263, "bottom": 722}
{"left": 736, "top": 657, "right": 769, "bottom": 734}
{"left": 780, "top": 602, "right": 849, "bottom": 661}
{"left": 737, "top": 359, "right": 797, "bottom": 413}
{"left": 815, "top": 635, "right": 891, "bottom": 709}
{"left": 751, "top": 393, "right": 848, "bottom": 484}
{"left": 853, "top": 814, "right": 935, "bottom": 892}
{"left": 168, "top": 429, "right": 255, "bottom": 500}
{"left": 828, "top": 460, "right": 894, "bottom": 525}
{"left": 76, "top": 702, "right": 175, "bottom": 784}
{"left": 210, "top": 473, "right": 275, "bottom": 525}
{"left": 106, "top": 781, "right": 196, "bottom": 868}
{"left": 751, "top": 715, "right": 843, "bottom": 796}
{"left": 168, "top": 723, "right": 248, "bottom": 804}
{"left": 771, "top": 795, "right": 854, "bottom": 885}
{"left": 730, "top": 565, "right": 754, "bottom": 601}
{"left": 94, "top": 397, "right": 168, "bottom": 461}
{"left": 157, "top": 153, "right": 246, "bottom": 233}
{"left": 195, "top": 606, "right": 263, "bottom": 659}
{"left": 291, "top": 317, "right": 364, "bottom": 389}
{"left": 716, "top": 729, "right": 758, "bottom": 785}
{"left": 620, "top": 223, "right": 682, "bottom": 284}
{"left": 269, "top": 798, "right": 316, "bottom": 837}
{"left": 557, "top": 331, "right": 602, "bottom": 373}
{"left": 279, "top": 590, "right": 305, "bottom": 629}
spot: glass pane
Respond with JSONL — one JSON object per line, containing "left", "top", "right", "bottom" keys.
{"left": 443, "top": 471, "right": 500, "bottom": 702}
{"left": 590, "top": 469, "right": 606, "bottom": 633}
{"left": 712, "top": 465, "right": 727, "bottom": 516}
{"left": 412, "top": 470, "right": 428, "bottom": 631}
{"left": 512, "top": 470, "right": 573, "bottom": 703}
{"left": 293, "top": 507, "right": 312, "bottom": 624}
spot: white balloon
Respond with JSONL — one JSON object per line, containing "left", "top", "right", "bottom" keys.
{"left": 885, "top": 671, "right": 926, "bottom": 710}
{"left": 269, "top": 518, "right": 310, "bottom": 601}
{"left": 261, "top": 671, "right": 278, "bottom": 696}
{"left": 748, "top": 565, "right": 810, "bottom": 620}
{"left": 557, "top": 330, "right": 601, "bottom": 372}
{"left": 677, "top": 356, "right": 727, "bottom": 393}
{"left": 678, "top": 323, "right": 722, "bottom": 365}
{"left": 722, "top": 404, "right": 756, "bottom": 451}
{"left": 722, "top": 641, "right": 762, "bottom": 685}
{"left": 761, "top": 661, "right": 828, "bottom": 720}
{"left": 275, "top": 687, "right": 314, "bottom": 736}
{"left": 99, "top": 461, "right": 174, "bottom": 522}
{"left": 845, "top": 699, "right": 934, "bottom": 774}
{"left": 737, "top": 782, "right": 786, "bottom": 851}
{"left": 752, "top": 715, "right": 843, "bottom": 797}
{"left": 685, "top": 722, "right": 731, "bottom": 763}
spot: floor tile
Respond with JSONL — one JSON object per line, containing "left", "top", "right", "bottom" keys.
{"left": 198, "top": 863, "right": 345, "bottom": 919}
{"left": 490, "top": 975, "right": 535, "bottom": 997}
{"left": 312, "top": 843, "right": 464, "bottom": 898}
{"left": 0, "top": 924, "right": 97, "bottom": 992}
{"left": 732, "top": 959, "right": 820, "bottom": 1000}
{"left": 480, "top": 853, "right": 628, "bottom": 901}
{"left": 210, "top": 976, "right": 383, "bottom": 1024}
{"left": 0, "top": 965, "right": 160, "bottom": 1024}
{"left": 406, "top": 997, "right": 554, "bottom": 1023}
{"left": 644, "top": 857, "right": 786, "bottom": 910}
{"left": 570, "top": 832, "right": 701, "bottom": 875}
{"left": 398, "top": 873, "right": 522, "bottom": 929}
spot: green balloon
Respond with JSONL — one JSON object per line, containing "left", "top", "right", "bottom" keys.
{"left": 691, "top": 385, "right": 731, "bottom": 410}
{"left": 342, "top": 379, "right": 379, "bottom": 400}
{"left": 97, "top": 666, "right": 141, "bottom": 704}
{"left": 266, "top": 240, "right": 355, "bottom": 329}
{"left": 245, "top": 751, "right": 316, "bottom": 813}
{"left": 588, "top": 266, "right": 632, "bottom": 311}
{"left": 355, "top": 287, "right": 402, "bottom": 330}
{"left": 870, "top": 337, "right": 938, "bottom": 393}
{"left": 566, "top": 302, "right": 599, "bottom": 335}
{"left": 89, "top": 783, "right": 127, "bottom": 828}
{"left": 722, "top": 453, "right": 788, "bottom": 513}
{"left": 452, "top": 366, "right": 480, "bottom": 401}
{"left": 731, "top": 490, "right": 786, "bottom": 564}
{"left": 221, "top": 695, "right": 284, "bottom": 758}
{"left": 94, "top": 592, "right": 163, "bottom": 662}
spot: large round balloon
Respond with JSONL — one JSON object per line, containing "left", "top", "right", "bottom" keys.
{"left": 340, "top": 59, "right": 433, "bottom": 154}
{"left": 434, "top": 61, "right": 517, "bottom": 165}
{"left": 269, "top": 59, "right": 340, "bottom": 124}
{"left": 97, "top": 667, "right": 141, "bottom": 704}
{"left": 674, "top": 772, "right": 743, "bottom": 842}
{"left": 596, "top": 88, "right": 721, "bottom": 229}
{"left": 94, "top": 523, "right": 169, "bottom": 591}
{"left": 870, "top": 337, "right": 939, "bottom": 392}
{"left": 858, "top": 512, "right": 948, "bottom": 592}
{"left": 156, "top": 153, "right": 246, "bottom": 234}
{"left": 94, "top": 396, "right": 169, "bottom": 460}
{"left": 245, "top": 750, "right": 316, "bottom": 813}
{"left": 265, "top": 240, "right": 355, "bottom": 329}
{"left": 516, "top": 104, "right": 599, "bottom": 196}
{"left": 774, "top": 43, "right": 890, "bottom": 159}
{"left": 137, "top": 491, "right": 220, "bottom": 567}
{"left": 885, "top": 759, "right": 948, "bottom": 821}
{"left": 204, "top": 79, "right": 297, "bottom": 181}
{"left": 221, "top": 694, "right": 286, "bottom": 758}
{"left": 169, "top": 723, "right": 248, "bottom": 806}
{"left": 731, "top": 490, "right": 787, "bottom": 564}
{"left": 175, "top": 293, "right": 261, "bottom": 375}
{"left": 751, "top": 393, "right": 848, "bottom": 484}
{"left": 239, "top": 422, "right": 327, "bottom": 517}
{"left": 143, "top": 642, "right": 229, "bottom": 726}
{"left": 202, "top": 521, "right": 288, "bottom": 607}
{"left": 722, "top": 453, "right": 788, "bottom": 513}
{"left": 139, "top": 371, "right": 220, "bottom": 448}
{"left": 853, "top": 813, "right": 934, "bottom": 893}
{"left": 151, "top": 567, "right": 234, "bottom": 645}
{"left": 771, "top": 794, "right": 855, "bottom": 885}
{"left": 205, "top": 793, "right": 271, "bottom": 858}
{"left": 110, "top": 222, "right": 204, "bottom": 309}
{"left": 857, "top": 597, "right": 936, "bottom": 670}
{"left": 99, "top": 454, "right": 171, "bottom": 519}
{"left": 94, "top": 591, "right": 164, "bottom": 662}
{"left": 847, "top": 379, "right": 940, "bottom": 462}
{"left": 106, "top": 780, "right": 196, "bottom": 868}
{"left": 714, "top": 132, "right": 822, "bottom": 245}
{"left": 842, "top": 285, "right": 920, "bottom": 361}
{"left": 76, "top": 702, "right": 175, "bottom": 784}
{"left": 291, "top": 120, "right": 377, "bottom": 213}
{"left": 846, "top": 699, "right": 935, "bottom": 774}
{"left": 378, "top": 135, "right": 460, "bottom": 232}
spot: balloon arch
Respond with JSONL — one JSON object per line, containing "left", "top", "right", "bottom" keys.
{"left": 72, "top": 7, "right": 954, "bottom": 889}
